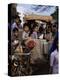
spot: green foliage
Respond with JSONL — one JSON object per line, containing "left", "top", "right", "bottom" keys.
{"left": 51, "top": 6, "right": 58, "bottom": 21}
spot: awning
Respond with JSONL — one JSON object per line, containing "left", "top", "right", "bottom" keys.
{"left": 24, "top": 14, "right": 53, "bottom": 22}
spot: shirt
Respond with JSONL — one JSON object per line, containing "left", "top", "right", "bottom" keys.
{"left": 11, "top": 22, "right": 22, "bottom": 30}
{"left": 31, "top": 32, "right": 38, "bottom": 39}
{"left": 49, "top": 32, "right": 58, "bottom": 54}
{"left": 50, "top": 49, "right": 58, "bottom": 74}
{"left": 22, "top": 31, "right": 29, "bottom": 40}
{"left": 11, "top": 22, "right": 18, "bottom": 30}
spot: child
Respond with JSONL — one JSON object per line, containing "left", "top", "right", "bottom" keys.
{"left": 30, "top": 25, "right": 39, "bottom": 39}
{"left": 11, "top": 15, "right": 21, "bottom": 30}
{"left": 11, "top": 28, "right": 19, "bottom": 52}
{"left": 11, "top": 28, "right": 19, "bottom": 41}
{"left": 22, "top": 23, "right": 30, "bottom": 40}
{"left": 44, "top": 25, "right": 52, "bottom": 42}
{"left": 38, "top": 26, "right": 44, "bottom": 39}
{"left": 22, "top": 23, "right": 36, "bottom": 53}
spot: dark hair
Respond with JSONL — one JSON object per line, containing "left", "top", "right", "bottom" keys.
{"left": 46, "top": 25, "right": 52, "bottom": 33}
{"left": 23, "top": 23, "right": 29, "bottom": 29}
{"left": 53, "top": 32, "right": 58, "bottom": 50}
{"left": 29, "top": 23, "right": 38, "bottom": 36}
{"left": 39, "top": 26, "right": 44, "bottom": 34}
{"left": 13, "top": 27, "right": 19, "bottom": 32}
{"left": 14, "top": 15, "right": 20, "bottom": 19}
{"left": 19, "top": 19, "right": 21, "bottom": 23}
{"left": 53, "top": 24, "right": 57, "bottom": 27}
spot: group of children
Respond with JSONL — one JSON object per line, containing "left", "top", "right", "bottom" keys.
{"left": 11, "top": 15, "right": 58, "bottom": 74}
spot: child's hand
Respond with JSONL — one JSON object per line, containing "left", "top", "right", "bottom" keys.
{"left": 25, "top": 37, "right": 32, "bottom": 45}
{"left": 27, "top": 37, "right": 32, "bottom": 40}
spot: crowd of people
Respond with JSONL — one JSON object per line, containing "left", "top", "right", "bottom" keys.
{"left": 8, "top": 15, "right": 58, "bottom": 76}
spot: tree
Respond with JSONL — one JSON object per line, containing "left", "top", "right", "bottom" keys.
{"left": 51, "top": 6, "right": 58, "bottom": 21}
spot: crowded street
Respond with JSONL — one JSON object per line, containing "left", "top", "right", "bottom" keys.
{"left": 8, "top": 4, "right": 58, "bottom": 76}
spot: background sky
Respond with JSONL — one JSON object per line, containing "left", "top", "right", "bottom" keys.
{"left": 17, "top": 4, "right": 56, "bottom": 16}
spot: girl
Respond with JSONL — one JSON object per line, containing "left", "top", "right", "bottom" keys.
{"left": 22, "top": 23, "right": 30, "bottom": 40}
{"left": 30, "top": 24, "right": 39, "bottom": 39}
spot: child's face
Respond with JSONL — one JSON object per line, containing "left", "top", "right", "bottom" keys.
{"left": 24, "top": 26, "right": 29, "bottom": 32}
{"left": 34, "top": 27, "right": 39, "bottom": 32}
{"left": 47, "top": 27, "right": 51, "bottom": 32}
{"left": 52, "top": 24, "right": 57, "bottom": 32}
{"left": 52, "top": 27, "right": 56, "bottom": 33}
{"left": 15, "top": 18, "right": 19, "bottom": 24}
{"left": 14, "top": 31, "right": 19, "bottom": 37}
